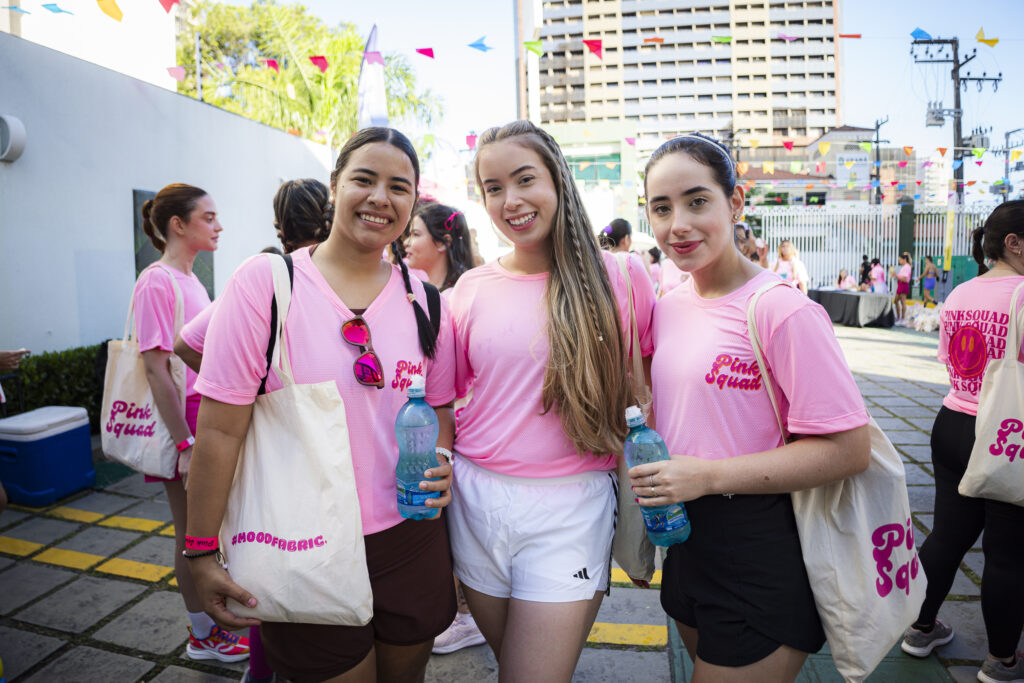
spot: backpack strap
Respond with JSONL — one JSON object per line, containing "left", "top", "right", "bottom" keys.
{"left": 258, "top": 254, "right": 294, "bottom": 395}
{"left": 423, "top": 281, "right": 441, "bottom": 343}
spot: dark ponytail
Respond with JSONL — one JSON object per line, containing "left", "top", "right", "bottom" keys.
{"left": 391, "top": 241, "right": 437, "bottom": 360}
{"left": 973, "top": 200, "right": 1024, "bottom": 276}
{"left": 972, "top": 226, "right": 989, "bottom": 275}
{"left": 141, "top": 199, "right": 164, "bottom": 252}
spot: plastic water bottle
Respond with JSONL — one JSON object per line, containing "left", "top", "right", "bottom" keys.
{"left": 395, "top": 375, "right": 440, "bottom": 520}
{"left": 623, "top": 405, "right": 691, "bottom": 546}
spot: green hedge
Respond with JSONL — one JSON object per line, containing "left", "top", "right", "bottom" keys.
{"left": 15, "top": 343, "right": 104, "bottom": 432}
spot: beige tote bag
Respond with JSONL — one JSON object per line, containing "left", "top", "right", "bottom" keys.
{"left": 610, "top": 253, "right": 656, "bottom": 583}
{"left": 101, "top": 264, "right": 186, "bottom": 479}
{"left": 959, "top": 281, "right": 1024, "bottom": 506}
{"left": 220, "top": 254, "right": 373, "bottom": 625}
{"left": 748, "top": 280, "right": 926, "bottom": 683}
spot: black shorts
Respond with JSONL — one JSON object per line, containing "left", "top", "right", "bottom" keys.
{"left": 660, "top": 493, "right": 825, "bottom": 667}
{"left": 260, "top": 517, "right": 457, "bottom": 683}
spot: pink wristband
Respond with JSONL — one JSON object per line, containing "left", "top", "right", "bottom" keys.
{"left": 185, "top": 536, "right": 218, "bottom": 551}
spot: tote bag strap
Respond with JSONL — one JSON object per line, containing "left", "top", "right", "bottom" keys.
{"left": 259, "top": 254, "right": 294, "bottom": 395}
{"left": 266, "top": 253, "right": 296, "bottom": 387}
{"left": 746, "top": 280, "right": 793, "bottom": 442}
{"left": 616, "top": 253, "right": 648, "bottom": 408}
{"left": 1006, "top": 281, "right": 1024, "bottom": 358}
{"left": 123, "top": 262, "right": 186, "bottom": 342}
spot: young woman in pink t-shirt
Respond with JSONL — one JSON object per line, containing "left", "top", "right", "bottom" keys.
{"left": 447, "top": 120, "right": 656, "bottom": 681}
{"left": 131, "top": 184, "right": 248, "bottom": 661}
{"left": 403, "top": 202, "right": 474, "bottom": 294}
{"left": 634, "top": 134, "right": 870, "bottom": 681}
{"left": 770, "top": 240, "right": 810, "bottom": 295}
{"left": 901, "top": 201, "right": 1024, "bottom": 683}
{"left": 894, "top": 252, "right": 912, "bottom": 323}
{"left": 185, "top": 128, "right": 458, "bottom": 683}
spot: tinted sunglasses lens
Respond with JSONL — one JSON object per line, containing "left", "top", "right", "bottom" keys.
{"left": 342, "top": 318, "right": 371, "bottom": 346}
{"left": 354, "top": 352, "right": 383, "bottom": 386}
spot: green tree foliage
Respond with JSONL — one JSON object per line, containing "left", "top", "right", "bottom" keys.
{"left": 175, "top": 0, "right": 441, "bottom": 148}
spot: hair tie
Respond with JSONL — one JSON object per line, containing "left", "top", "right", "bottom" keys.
{"left": 602, "top": 225, "right": 613, "bottom": 234}
{"left": 407, "top": 293, "right": 417, "bottom": 304}
{"left": 444, "top": 211, "right": 463, "bottom": 231}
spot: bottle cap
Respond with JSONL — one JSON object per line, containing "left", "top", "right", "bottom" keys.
{"left": 407, "top": 375, "right": 426, "bottom": 398}
{"left": 625, "top": 405, "right": 645, "bottom": 428}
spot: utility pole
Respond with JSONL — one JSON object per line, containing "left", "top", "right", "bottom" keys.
{"left": 1004, "top": 127, "right": 1024, "bottom": 203}
{"left": 911, "top": 37, "right": 1002, "bottom": 204}
{"left": 872, "top": 116, "right": 889, "bottom": 205}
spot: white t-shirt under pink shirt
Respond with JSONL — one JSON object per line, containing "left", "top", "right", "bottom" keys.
{"left": 651, "top": 270, "right": 869, "bottom": 463}
{"left": 449, "top": 250, "right": 656, "bottom": 477}
{"left": 194, "top": 248, "right": 457, "bottom": 535}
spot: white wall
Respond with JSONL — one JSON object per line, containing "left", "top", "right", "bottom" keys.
{"left": 0, "top": 33, "right": 334, "bottom": 353}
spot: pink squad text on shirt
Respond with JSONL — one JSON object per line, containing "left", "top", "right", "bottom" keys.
{"left": 705, "top": 353, "right": 762, "bottom": 392}
{"left": 943, "top": 309, "right": 1011, "bottom": 394}
{"left": 231, "top": 530, "right": 326, "bottom": 553}
{"left": 393, "top": 360, "right": 423, "bottom": 391}
{"left": 106, "top": 400, "right": 157, "bottom": 439}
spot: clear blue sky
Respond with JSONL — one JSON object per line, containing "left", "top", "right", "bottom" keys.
{"left": 299, "top": 0, "right": 1023, "bottom": 187}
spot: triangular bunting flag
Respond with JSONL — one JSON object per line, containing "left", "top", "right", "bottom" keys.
{"left": 643, "top": 37, "right": 664, "bottom": 44}
{"left": 783, "top": 140, "right": 794, "bottom": 150}
{"left": 903, "top": 146, "right": 914, "bottom": 155}
{"left": 94, "top": 0, "right": 119, "bottom": 19}
{"left": 1012, "top": 150, "right": 1023, "bottom": 162}
{"left": 468, "top": 37, "right": 492, "bottom": 52}
{"left": 976, "top": 27, "right": 998, "bottom": 47}
{"left": 466, "top": 134, "right": 477, "bottom": 150}
{"left": 625, "top": 137, "right": 636, "bottom": 146}
{"left": 363, "top": 51, "right": 384, "bottom": 66}
{"left": 937, "top": 147, "right": 947, "bottom": 156}
{"left": 911, "top": 28, "right": 932, "bottom": 40}
{"left": 972, "top": 147, "right": 985, "bottom": 159}
{"left": 309, "top": 55, "right": 329, "bottom": 72}
{"left": 952, "top": 159, "right": 963, "bottom": 170}
{"left": 844, "top": 161, "right": 854, "bottom": 169}
{"left": 711, "top": 36, "right": 732, "bottom": 43}
{"left": 816, "top": 162, "right": 826, "bottom": 174}
{"left": 859, "top": 142, "right": 872, "bottom": 152}
{"left": 749, "top": 138, "right": 760, "bottom": 149}
{"left": 416, "top": 48, "right": 435, "bottom": 59}
{"left": 818, "top": 142, "right": 831, "bottom": 156}
{"left": 264, "top": 58, "right": 279, "bottom": 73}
{"left": 898, "top": 161, "right": 908, "bottom": 168}
{"left": 158, "top": 0, "right": 179, "bottom": 12}
{"left": 167, "top": 66, "right": 186, "bottom": 82}
{"left": 583, "top": 39, "right": 602, "bottom": 59}
{"left": 763, "top": 161, "right": 775, "bottom": 175}
{"left": 523, "top": 41, "right": 543, "bottom": 56}
{"left": 736, "top": 161, "right": 749, "bottom": 175}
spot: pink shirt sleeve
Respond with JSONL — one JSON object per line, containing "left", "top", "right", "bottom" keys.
{"left": 758, "top": 292, "right": 869, "bottom": 435}
{"left": 179, "top": 301, "right": 216, "bottom": 354}
{"left": 898, "top": 264, "right": 912, "bottom": 282}
{"left": 424, "top": 292, "right": 457, "bottom": 407}
{"left": 626, "top": 253, "right": 656, "bottom": 357}
{"left": 134, "top": 267, "right": 178, "bottom": 354}
{"left": 195, "top": 256, "right": 276, "bottom": 405}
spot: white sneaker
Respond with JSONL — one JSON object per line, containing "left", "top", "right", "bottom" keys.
{"left": 432, "top": 613, "right": 486, "bottom": 654}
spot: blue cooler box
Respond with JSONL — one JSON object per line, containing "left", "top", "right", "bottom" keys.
{"left": 0, "top": 406, "right": 95, "bottom": 507}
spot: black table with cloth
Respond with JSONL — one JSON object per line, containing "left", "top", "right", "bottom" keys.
{"left": 808, "top": 289, "right": 895, "bottom": 328}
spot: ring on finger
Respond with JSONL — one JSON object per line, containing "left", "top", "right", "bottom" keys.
{"left": 649, "top": 474, "right": 655, "bottom": 487}
{"left": 650, "top": 485, "right": 656, "bottom": 496}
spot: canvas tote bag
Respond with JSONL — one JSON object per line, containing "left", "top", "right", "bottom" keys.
{"left": 748, "top": 280, "right": 926, "bottom": 683}
{"left": 101, "top": 263, "right": 186, "bottom": 479}
{"left": 610, "top": 253, "right": 656, "bottom": 583}
{"left": 959, "top": 281, "right": 1024, "bottom": 506}
{"left": 220, "top": 254, "right": 372, "bottom": 625}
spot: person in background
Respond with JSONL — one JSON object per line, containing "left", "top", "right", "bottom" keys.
{"left": 894, "top": 252, "right": 912, "bottom": 323}
{"left": 734, "top": 223, "right": 757, "bottom": 261}
{"left": 836, "top": 269, "right": 858, "bottom": 291}
{"left": 869, "top": 258, "right": 888, "bottom": 294}
{"left": 859, "top": 255, "right": 872, "bottom": 289}
{"left": 900, "top": 200, "right": 1024, "bottom": 683}
{"left": 921, "top": 256, "right": 939, "bottom": 305}
{"left": 0, "top": 349, "right": 30, "bottom": 371}
{"left": 600, "top": 218, "right": 633, "bottom": 253}
{"left": 647, "top": 247, "right": 663, "bottom": 292}
{"left": 771, "top": 240, "right": 809, "bottom": 295}
{"left": 403, "top": 203, "right": 474, "bottom": 294}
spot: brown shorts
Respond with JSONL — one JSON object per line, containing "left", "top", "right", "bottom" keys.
{"left": 259, "top": 517, "right": 456, "bottom": 683}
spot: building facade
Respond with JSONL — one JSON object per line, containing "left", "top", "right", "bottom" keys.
{"left": 516, "top": 0, "right": 841, "bottom": 156}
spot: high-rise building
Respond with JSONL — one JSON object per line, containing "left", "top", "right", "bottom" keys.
{"left": 515, "top": 0, "right": 841, "bottom": 156}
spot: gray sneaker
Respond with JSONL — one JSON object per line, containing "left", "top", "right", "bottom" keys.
{"left": 901, "top": 619, "right": 955, "bottom": 657}
{"left": 978, "top": 652, "right": 1024, "bottom": 683}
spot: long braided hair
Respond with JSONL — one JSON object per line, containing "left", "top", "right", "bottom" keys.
{"left": 474, "top": 121, "right": 631, "bottom": 456}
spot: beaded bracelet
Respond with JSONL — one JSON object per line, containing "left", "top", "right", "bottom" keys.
{"left": 182, "top": 548, "right": 219, "bottom": 560}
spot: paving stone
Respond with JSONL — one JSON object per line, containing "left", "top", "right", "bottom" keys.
{"left": 935, "top": 599, "right": 1024, "bottom": 662}
{"left": 57, "top": 526, "right": 141, "bottom": 556}
{"left": 117, "top": 535, "right": 175, "bottom": 566}
{"left": 907, "top": 485, "right": 935, "bottom": 514}
{"left": 900, "top": 405, "right": 942, "bottom": 419}
{"left": 0, "top": 508, "right": 31, "bottom": 529}
{"left": 0, "top": 556, "right": 14, "bottom": 572}
{"left": 961, "top": 550, "right": 984, "bottom": 578}
{"left": 873, "top": 396, "right": 922, "bottom": 408}
{"left": 949, "top": 665, "right": 981, "bottom": 683}
{"left": 426, "top": 644, "right": 497, "bottom": 683}
{"left": 856, "top": 385, "right": 897, "bottom": 397}
{"left": 63, "top": 491, "right": 136, "bottom": 516}
{"left": 24, "top": 644, "right": 155, "bottom": 682}
{"left": 120, "top": 498, "right": 174, "bottom": 523}
{"left": 93, "top": 591, "right": 189, "bottom": 654}
{"left": 869, "top": 406, "right": 895, "bottom": 419}
{"left": 573, "top": 648, "right": 671, "bottom": 682}
{"left": 0, "top": 625, "right": 66, "bottom": 679}
{"left": 949, "top": 568, "right": 981, "bottom": 597}
{"left": 904, "top": 464, "right": 936, "bottom": 485}
{"left": 596, "top": 586, "right": 665, "bottom": 625}
{"left": 905, "top": 417, "right": 938, "bottom": 431}
{"left": 897, "top": 445, "right": 934, "bottom": 462}
{"left": 888, "top": 430, "right": 932, "bottom": 446}
{"left": 149, "top": 665, "right": 238, "bottom": 683}
{"left": 0, "top": 562, "right": 76, "bottom": 614}
{"left": 3, "top": 516, "right": 82, "bottom": 545}
{"left": 18, "top": 575, "right": 146, "bottom": 633}
{"left": 875, "top": 416, "right": 912, "bottom": 432}
{"left": 103, "top": 472, "right": 163, "bottom": 498}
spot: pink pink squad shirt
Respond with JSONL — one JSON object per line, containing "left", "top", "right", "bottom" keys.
{"left": 450, "top": 250, "right": 655, "bottom": 477}
{"left": 898, "top": 264, "right": 912, "bottom": 282}
{"left": 870, "top": 264, "right": 886, "bottom": 285}
{"left": 195, "top": 248, "right": 457, "bottom": 535}
{"left": 659, "top": 259, "right": 688, "bottom": 296}
{"left": 134, "top": 265, "right": 212, "bottom": 397}
{"left": 772, "top": 259, "right": 809, "bottom": 288}
{"left": 179, "top": 299, "right": 217, "bottom": 354}
{"left": 651, "top": 271, "right": 868, "bottom": 463}
{"left": 938, "top": 275, "right": 1024, "bottom": 416}
{"left": 650, "top": 262, "right": 662, "bottom": 288}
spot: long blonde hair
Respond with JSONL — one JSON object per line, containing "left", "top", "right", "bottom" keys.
{"left": 475, "top": 121, "right": 631, "bottom": 455}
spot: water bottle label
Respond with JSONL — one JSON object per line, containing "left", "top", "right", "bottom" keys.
{"left": 643, "top": 505, "right": 689, "bottom": 533}
{"left": 397, "top": 481, "right": 435, "bottom": 507}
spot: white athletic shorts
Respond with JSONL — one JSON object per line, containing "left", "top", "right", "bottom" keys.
{"left": 447, "top": 455, "right": 615, "bottom": 603}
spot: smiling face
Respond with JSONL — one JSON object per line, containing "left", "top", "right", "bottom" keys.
{"left": 476, "top": 139, "right": 558, "bottom": 254}
{"left": 330, "top": 142, "right": 416, "bottom": 255}
{"left": 176, "top": 194, "right": 222, "bottom": 252}
{"left": 645, "top": 151, "right": 744, "bottom": 275}
{"left": 403, "top": 215, "right": 444, "bottom": 272}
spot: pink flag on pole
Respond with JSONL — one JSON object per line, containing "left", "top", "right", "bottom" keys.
{"left": 264, "top": 59, "right": 279, "bottom": 73}
{"left": 310, "top": 55, "right": 329, "bottom": 72}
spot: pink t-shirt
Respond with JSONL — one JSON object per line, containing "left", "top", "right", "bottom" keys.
{"left": 897, "top": 264, "right": 912, "bottom": 283}
{"left": 772, "top": 258, "right": 809, "bottom": 288}
{"left": 179, "top": 299, "right": 217, "bottom": 354}
{"left": 650, "top": 262, "right": 661, "bottom": 288}
{"left": 134, "top": 264, "right": 211, "bottom": 397}
{"left": 870, "top": 264, "right": 886, "bottom": 285}
{"left": 651, "top": 271, "right": 868, "bottom": 462}
{"left": 938, "top": 276, "right": 1024, "bottom": 416}
{"left": 195, "top": 248, "right": 457, "bottom": 535}
{"left": 659, "top": 259, "right": 688, "bottom": 296}
{"left": 450, "top": 250, "right": 656, "bottom": 477}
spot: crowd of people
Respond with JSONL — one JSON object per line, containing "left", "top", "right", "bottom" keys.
{"left": 98, "top": 120, "right": 1023, "bottom": 683}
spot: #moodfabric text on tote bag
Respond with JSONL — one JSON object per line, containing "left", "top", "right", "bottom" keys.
{"left": 219, "top": 254, "right": 373, "bottom": 626}
{"left": 748, "top": 280, "right": 926, "bottom": 683}
{"left": 959, "top": 281, "right": 1024, "bottom": 506}
{"left": 101, "top": 264, "right": 186, "bottom": 479}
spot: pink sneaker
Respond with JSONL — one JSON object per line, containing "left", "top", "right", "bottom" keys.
{"left": 432, "top": 613, "right": 486, "bottom": 654}
{"left": 187, "top": 625, "right": 251, "bottom": 663}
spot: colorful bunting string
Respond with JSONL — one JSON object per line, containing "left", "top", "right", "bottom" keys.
{"left": 43, "top": 2, "right": 73, "bottom": 14}
{"left": 415, "top": 48, "right": 434, "bottom": 59}
{"left": 976, "top": 27, "right": 998, "bottom": 47}
{"left": 643, "top": 37, "right": 664, "bottom": 44}
{"left": 523, "top": 41, "right": 543, "bottom": 56}
{"left": 95, "top": 0, "right": 120, "bottom": 20}
{"left": 583, "top": 39, "right": 602, "bottom": 59}
{"left": 309, "top": 55, "right": 329, "bottom": 72}
{"left": 468, "top": 37, "right": 492, "bottom": 52}
{"left": 158, "top": 0, "right": 179, "bottom": 12}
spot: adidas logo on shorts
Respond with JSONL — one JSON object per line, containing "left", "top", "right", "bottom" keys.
{"left": 572, "top": 567, "right": 591, "bottom": 580}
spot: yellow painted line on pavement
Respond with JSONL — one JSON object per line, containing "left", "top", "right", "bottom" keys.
{"left": 48, "top": 506, "right": 104, "bottom": 523}
{"left": 34, "top": 548, "right": 104, "bottom": 570}
{"left": 587, "top": 622, "right": 667, "bottom": 647}
{"left": 611, "top": 568, "right": 662, "bottom": 587}
{"left": 169, "top": 577, "right": 178, "bottom": 587}
{"left": 8, "top": 503, "right": 46, "bottom": 512}
{"left": 0, "top": 536, "right": 43, "bottom": 556}
{"left": 98, "top": 516, "right": 163, "bottom": 532}
{"left": 159, "top": 525, "right": 176, "bottom": 537}
{"left": 96, "top": 557, "right": 173, "bottom": 582}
